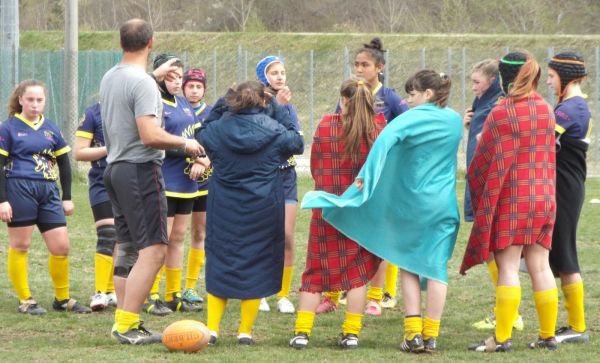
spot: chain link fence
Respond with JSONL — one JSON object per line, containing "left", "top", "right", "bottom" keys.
{"left": 1, "top": 47, "right": 599, "bottom": 175}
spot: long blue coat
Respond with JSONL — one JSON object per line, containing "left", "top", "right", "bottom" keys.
{"left": 197, "top": 101, "right": 304, "bottom": 299}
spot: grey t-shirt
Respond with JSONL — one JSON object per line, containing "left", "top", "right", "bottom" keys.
{"left": 100, "top": 64, "right": 164, "bottom": 164}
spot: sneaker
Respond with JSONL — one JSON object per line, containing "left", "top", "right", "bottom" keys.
{"left": 380, "top": 293, "right": 397, "bottom": 309}
{"left": 528, "top": 336, "right": 558, "bottom": 350}
{"left": 208, "top": 331, "right": 218, "bottom": 345}
{"left": 316, "top": 297, "right": 337, "bottom": 314}
{"left": 90, "top": 292, "right": 109, "bottom": 311}
{"left": 165, "top": 292, "right": 203, "bottom": 312}
{"left": 18, "top": 298, "right": 47, "bottom": 315}
{"left": 401, "top": 334, "right": 425, "bottom": 353}
{"left": 513, "top": 315, "right": 524, "bottom": 331}
{"left": 53, "top": 298, "right": 92, "bottom": 314}
{"left": 339, "top": 333, "right": 359, "bottom": 349}
{"left": 289, "top": 332, "right": 309, "bottom": 349}
{"left": 277, "top": 297, "right": 295, "bottom": 314}
{"left": 472, "top": 314, "right": 524, "bottom": 331}
{"left": 364, "top": 300, "right": 382, "bottom": 316}
{"left": 468, "top": 336, "right": 513, "bottom": 352}
{"left": 111, "top": 322, "right": 162, "bottom": 345}
{"left": 555, "top": 326, "right": 590, "bottom": 344}
{"left": 423, "top": 337, "right": 437, "bottom": 353}
{"left": 339, "top": 292, "right": 347, "bottom": 306}
{"left": 107, "top": 292, "right": 117, "bottom": 307}
{"left": 237, "top": 333, "right": 254, "bottom": 345}
{"left": 182, "top": 288, "right": 204, "bottom": 304}
{"left": 142, "top": 294, "right": 172, "bottom": 316}
{"left": 259, "top": 297, "right": 270, "bottom": 312}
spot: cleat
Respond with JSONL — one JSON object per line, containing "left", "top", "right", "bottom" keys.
{"left": 339, "top": 333, "right": 359, "bottom": 349}
{"left": 142, "top": 294, "right": 172, "bottom": 316}
{"left": 513, "top": 315, "right": 524, "bottom": 331}
{"left": 111, "top": 322, "right": 162, "bottom": 345}
{"left": 339, "top": 292, "right": 347, "bottom": 306}
{"left": 181, "top": 288, "right": 203, "bottom": 304}
{"left": 555, "top": 326, "right": 589, "bottom": 344}
{"left": 90, "top": 292, "right": 109, "bottom": 311}
{"left": 316, "top": 297, "right": 337, "bottom": 314}
{"left": 289, "top": 332, "right": 309, "bottom": 349}
{"left": 380, "top": 293, "right": 397, "bottom": 309}
{"left": 472, "top": 315, "right": 496, "bottom": 330}
{"left": 401, "top": 334, "right": 425, "bottom": 353}
{"left": 528, "top": 336, "right": 558, "bottom": 350}
{"left": 165, "top": 292, "right": 202, "bottom": 312}
{"left": 106, "top": 292, "right": 117, "bottom": 307}
{"left": 237, "top": 333, "right": 254, "bottom": 345}
{"left": 18, "top": 298, "right": 47, "bottom": 315}
{"left": 208, "top": 331, "right": 218, "bottom": 345}
{"left": 259, "top": 298, "right": 270, "bottom": 312}
{"left": 468, "top": 336, "right": 513, "bottom": 352}
{"left": 53, "top": 298, "right": 92, "bottom": 314}
{"left": 423, "top": 337, "right": 437, "bottom": 353}
{"left": 364, "top": 300, "right": 382, "bottom": 316}
{"left": 277, "top": 297, "right": 295, "bottom": 314}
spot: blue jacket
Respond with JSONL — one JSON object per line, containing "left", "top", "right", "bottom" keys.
{"left": 197, "top": 98, "right": 304, "bottom": 299}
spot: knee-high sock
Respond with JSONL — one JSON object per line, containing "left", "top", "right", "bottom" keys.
{"left": 239, "top": 299, "right": 261, "bottom": 335}
{"left": 367, "top": 286, "right": 383, "bottom": 302}
{"left": 404, "top": 315, "right": 423, "bottom": 340}
{"left": 488, "top": 260, "right": 499, "bottom": 316}
{"left": 207, "top": 294, "right": 227, "bottom": 334}
{"left": 106, "top": 259, "right": 115, "bottom": 293}
{"left": 422, "top": 316, "right": 440, "bottom": 340}
{"left": 8, "top": 248, "right": 31, "bottom": 301}
{"left": 277, "top": 266, "right": 294, "bottom": 299}
{"left": 495, "top": 286, "right": 521, "bottom": 343}
{"left": 94, "top": 253, "right": 113, "bottom": 293}
{"left": 534, "top": 288, "right": 558, "bottom": 339}
{"left": 562, "top": 281, "right": 586, "bottom": 332}
{"left": 116, "top": 310, "right": 140, "bottom": 334}
{"left": 342, "top": 312, "right": 363, "bottom": 336}
{"left": 384, "top": 264, "right": 398, "bottom": 297}
{"left": 150, "top": 266, "right": 165, "bottom": 297}
{"left": 48, "top": 254, "right": 69, "bottom": 301}
{"left": 184, "top": 248, "right": 205, "bottom": 290}
{"left": 295, "top": 310, "right": 316, "bottom": 336}
{"left": 324, "top": 291, "right": 341, "bottom": 304}
{"left": 165, "top": 267, "right": 182, "bottom": 302}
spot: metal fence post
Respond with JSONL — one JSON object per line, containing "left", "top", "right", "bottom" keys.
{"left": 309, "top": 49, "right": 314, "bottom": 135}
{"left": 447, "top": 47, "right": 453, "bottom": 77}
{"left": 212, "top": 49, "right": 218, "bottom": 101}
{"left": 421, "top": 48, "right": 426, "bottom": 68}
{"left": 595, "top": 46, "right": 599, "bottom": 162}
{"left": 547, "top": 47, "right": 555, "bottom": 105}
{"left": 384, "top": 49, "right": 389, "bottom": 89}
{"left": 343, "top": 47, "right": 350, "bottom": 81}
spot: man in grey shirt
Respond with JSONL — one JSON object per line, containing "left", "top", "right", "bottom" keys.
{"left": 100, "top": 18, "right": 203, "bottom": 345}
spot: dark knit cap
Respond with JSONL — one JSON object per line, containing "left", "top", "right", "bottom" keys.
{"left": 498, "top": 52, "right": 527, "bottom": 94}
{"left": 548, "top": 51, "right": 587, "bottom": 95}
{"left": 153, "top": 53, "right": 179, "bottom": 70}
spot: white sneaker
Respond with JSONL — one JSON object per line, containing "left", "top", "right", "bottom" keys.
{"left": 107, "top": 292, "right": 117, "bottom": 307}
{"left": 277, "top": 297, "right": 295, "bottom": 314}
{"left": 259, "top": 297, "right": 270, "bottom": 312}
{"left": 90, "top": 292, "right": 108, "bottom": 311}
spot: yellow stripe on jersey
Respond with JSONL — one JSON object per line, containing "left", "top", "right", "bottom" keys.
{"left": 162, "top": 98, "right": 177, "bottom": 107}
{"left": 0, "top": 148, "right": 8, "bottom": 157}
{"left": 195, "top": 103, "right": 207, "bottom": 117}
{"left": 586, "top": 119, "right": 593, "bottom": 139}
{"left": 75, "top": 130, "right": 94, "bottom": 139}
{"left": 555, "top": 124, "right": 566, "bottom": 135}
{"left": 54, "top": 146, "right": 72, "bottom": 157}
{"left": 197, "top": 190, "right": 208, "bottom": 197}
{"left": 165, "top": 190, "right": 202, "bottom": 199}
{"left": 372, "top": 82, "right": 383, "bottom": 96}
{"left": 193, "top": 122, "right": 202, "bottom": 130}
{"left": 15, "top": 113, "right": 45, "bottom": 131}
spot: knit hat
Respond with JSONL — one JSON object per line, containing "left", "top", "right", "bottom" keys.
{"left": 498, "top": 52, "right": 527, "bottom": 94}
{"left": 548, "top": 51, "right": 587, "bottom": 98}
{"left": 256, "top": 56, "right": 284, "bottom": 86}
{"left": 183, "top": 68, "right": 207, "bottom": 89}
{"left": 153, "top": 53, "right": 178, "bottom": 70}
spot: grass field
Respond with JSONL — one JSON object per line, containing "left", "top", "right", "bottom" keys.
{"left": 0, "top": 175, "right": 599, "bottom": 362}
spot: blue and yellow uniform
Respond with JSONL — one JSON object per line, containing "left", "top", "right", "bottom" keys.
{"left": 280, "top": 103, "right": 301, "bottom": 203}
{"left": 193, "top": 101, "right": 213, "bottom": 197}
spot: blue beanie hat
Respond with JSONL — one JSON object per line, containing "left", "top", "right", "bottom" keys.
{"left": 256, "top": 56, "right": 284, "bottom": 86}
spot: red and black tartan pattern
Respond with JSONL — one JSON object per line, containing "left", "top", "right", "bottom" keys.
{"left": 460, "top": 94, "right": 556, "bottom": 274}
{"left": 300, "top": 113, "right": 386, "bottom": 293}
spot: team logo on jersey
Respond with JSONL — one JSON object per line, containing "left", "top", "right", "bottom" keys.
{"left": 33, "top": 148, "right": 57, "bottom": 180}
{"left": 17, "top": 131, "right": 27, "bottom": 137}
{"left": 44, "top": 130, "right": 55, "bottom": 142}
{"left": 183, "top": 108, "right": 193, "bottom": 117}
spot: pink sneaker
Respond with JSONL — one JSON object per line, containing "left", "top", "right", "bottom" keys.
{"left": 365, "top": 300, "right": 382, "bottom": 316}
{"left": 316, "top": 297, "right": 337, "bottom": 314}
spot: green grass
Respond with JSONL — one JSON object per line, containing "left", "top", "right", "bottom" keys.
{"left": 0, "top": 176, "right": 599, "bottom": 362}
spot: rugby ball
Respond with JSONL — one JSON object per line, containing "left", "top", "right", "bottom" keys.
{"left": 162, "top": 320, "right": 211, "bottom": 352}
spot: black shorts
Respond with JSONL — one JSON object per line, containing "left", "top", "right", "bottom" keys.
{"left": 167, "top": 197, "right": 194, "bottom": 217}
{"left": 91, "top": 200, "right": 114, "bottom": 222}
{"left": 104, "top": 162, "right": 168, "bottom": 250}
{"left": 193, "top": 194, "right": 207, "bottom": 212}
{"left": 282, "top": 167, "right": 298, "bottom": 204}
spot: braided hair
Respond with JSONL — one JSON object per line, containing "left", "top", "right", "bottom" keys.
{"left": 548, "top": 51, "right": 587, "bottom": 103}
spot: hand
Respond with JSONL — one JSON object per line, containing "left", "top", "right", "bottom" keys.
{"left": 62, "top": 200, "right": 74, "bottom": 216}
{"left": 355, "top": 178, "right": 364, "bottom": 191}
{"left": 276, "top": 86, "right": 292, "bottom": 105}
{"left": 476, "top": 132, "right": 482, "bottom": 143}
{"left": 152, "top": 58, "right": 180, "bottom": 82}
{"left": 0, "top": 201, "right": 12, "bottom": 222}
{"left": 463, "top": 108, "right": 474, "bottom": 129}
{"left": 195, "top": 155, "right": 211, "bottom": 168}
{"left": 183, "top": 139, "right": 204, "bottom": 158}
{"left": 189, "top": 162, "right": 206, "bottom": 180}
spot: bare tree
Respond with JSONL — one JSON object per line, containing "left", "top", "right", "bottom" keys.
{"left": 225, "top": 0, "right": 255, "bottom": 32}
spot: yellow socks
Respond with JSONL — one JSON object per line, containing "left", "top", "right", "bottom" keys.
{"left": 94, "top": 253, "right": 113, "bottom": 293}
{"left": 295, "top": 310, "right": 316, "bottom": 336}
{"left": 239, "top": 299, "right": 261, "bottom": 335}
{"left": 150, "top": 266, "right": 165, "bottom": 296}
{"left": 562, "top": 281, "right": 586, "bottom": 332}
{"left": 487, "top": 259, "right": 499, "bottom": 287}
{"left": 534, "top": 288, "right": 558, "bottom": 339}
{"left": 342, "top": 312, "right": 363, "bottom": 336}
{"left": 367, "top": 286, "right": 383, "bottom": 302}
{"left": 185, "top": 248, "right": 205, "bottom": 290}
{"left": 207, "top": 294, "right": 227, "bottom": 334}
{"left": 116, "top": 310, "right": 140, "bottom": 334}
{"left": 422, "top": 317, "right": 440, "bottom": 340}
{"left": 324, "top": 291, "right": 341, "bottom": 304}
{"left": 8, "top": 248, "right": 31, "bottom": 301}
{"left": 165, "top": 267, "right": 182, "bottom": 302}
{"left": 404, "top": 316, "right": 423, "bottom": 340}
{"left": 48, "top": 254, "right": 69, "bottom": 301}
{"left": 495, "top": 286, "right": 521, "bottom": 342}
{"left": 277, "top": 266, "right": 294, "bottom": 299}
{"left": 384, "top": 264, "right": 398, "bottom": 297}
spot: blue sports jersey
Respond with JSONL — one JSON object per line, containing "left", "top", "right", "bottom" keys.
{"left": 193, "top": 102, "right": 213, "bottom": 194}
{"left": 280, "top": 103, "right": 301, "bottom": 169}
{"left": 335, "top": 83, "right": 408, "bottom": 123}
{"left": 555, "top": 95, "right": 592, "bottom": 141}
{"left": 162, "top": 96, "right": 201, "bottom": 198}
{"left": 0, "top": 113, "right": 70, "bottom": 181}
